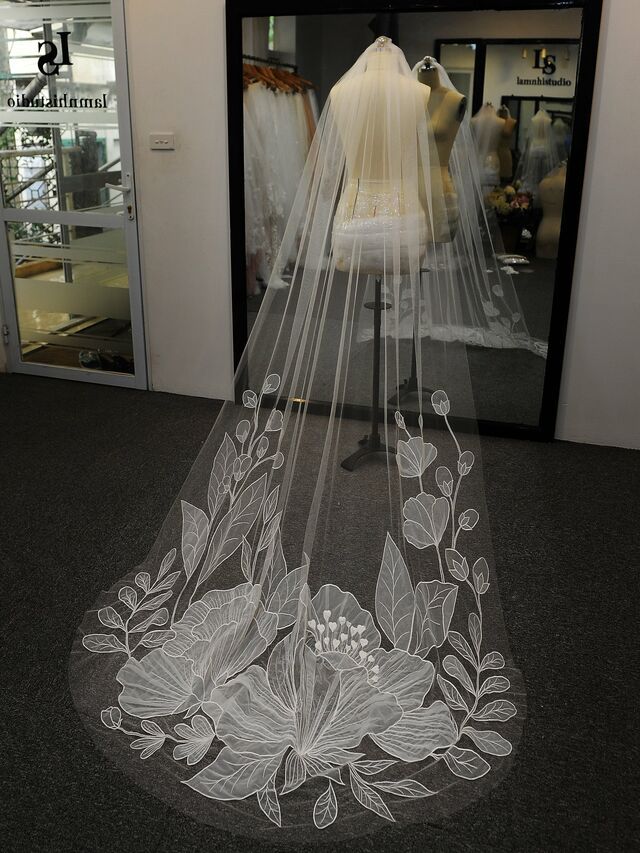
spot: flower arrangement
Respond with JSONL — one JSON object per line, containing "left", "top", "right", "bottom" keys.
{"left": 486, "top": 184, "right": 533, "bottom": 220}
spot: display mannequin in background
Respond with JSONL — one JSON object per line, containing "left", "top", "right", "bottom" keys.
{"left": 471, "top": 103, "right": 505, "bottom": 189}
{"left": 331, "top": 38, "right": 432, "bottom": 273}
{"left": 514, "top": 108, "right": 559, "bottom": 202}
{"left": 497, "top": 104, "right": 517, "bottom": 183}
{"left": 537, "top": 160, "right": 566, "bottom": 259}
{"left": 415, "top": 55, "right": 466, "bottom": 242}
{"left": 552, "top": 116, "right": 570, "bottom": 162}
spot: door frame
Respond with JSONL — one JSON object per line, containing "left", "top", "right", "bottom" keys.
{"left": 0, "top": 0, "right": 147, "bottom": 389}
{"left": 226, "top": 0, "right": 603, "bottom": 441}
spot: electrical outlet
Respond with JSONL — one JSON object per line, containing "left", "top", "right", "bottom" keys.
{"left": 149, "top": 133, "right": 175, "bottom": 150}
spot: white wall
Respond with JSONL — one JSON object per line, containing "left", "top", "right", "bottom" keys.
{"left": 123, "top": 0, "right": 234, "bottom": 399}
{"left": 555, "top": 0, "right": 640, "bottom": 448}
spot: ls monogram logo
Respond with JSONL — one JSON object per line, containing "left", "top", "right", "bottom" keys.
{"left": 532, "top": 49, "right": 557, "bottom": 76}
{"left": 38, "top": 31, "right": 73, "bottom": 76}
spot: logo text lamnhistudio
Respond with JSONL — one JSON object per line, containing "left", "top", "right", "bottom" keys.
{"left": 5, "top": 30, "right": 109, "bottom": 109}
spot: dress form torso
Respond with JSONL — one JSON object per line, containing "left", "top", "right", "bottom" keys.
{"left": 536, "top": 162, "right": 566, "bottom": 259}
{"left": 331, "top": 43, "right": 431, "bottom": 273}
{"left": 471, "top": 104, "right": 505, "bottom": 188}
{"left": 497, "top": 106, "right": 517, "bottom": 181}
{"left": 417, "top": 62, "right": 466, "bottom": 242}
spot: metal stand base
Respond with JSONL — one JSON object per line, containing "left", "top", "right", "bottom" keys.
{"left": 341, "top": 432, "right": 396, "bottom": 472}
{"left": 341, "top": 276, "right": 396, "bottom": 472}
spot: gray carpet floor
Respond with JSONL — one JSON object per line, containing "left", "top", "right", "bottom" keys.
{"left": 1, "top": 374, "right": 638, "bottom": 852}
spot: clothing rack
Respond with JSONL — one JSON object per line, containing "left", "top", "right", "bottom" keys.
{"left": 242, "top": 53, "right": 298, "bottom": 74}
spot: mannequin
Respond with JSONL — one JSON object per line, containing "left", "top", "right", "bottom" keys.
{"left": 536, "top": 160, "right": 566, "bottom": 259}
{"left": 552, "top": 116, "right": 570, "bottom": 161}
{"left": 497, "top": 104, "right": 517, "bottom": 182}
{"left": 416, "top": 55, "right": 466, "bottom": 242}
{"left": 331, "top": 37, "right": 431, "bottom": 273}
{"left": 471, "top": 103, "right": 505, "bottom": 189}
{"left": 514, "top": 108, "right": 559, "bottom": 203}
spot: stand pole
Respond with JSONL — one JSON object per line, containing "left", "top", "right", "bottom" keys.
{"left": 388, "top": 267, "right": 432, "bottom": 406}
{"left": 341, "top": 276, "right": 395, "bottom": 471}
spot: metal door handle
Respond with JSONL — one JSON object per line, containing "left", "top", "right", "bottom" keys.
{"left": 105, "top": 181, "right": 131, "bottom": 193}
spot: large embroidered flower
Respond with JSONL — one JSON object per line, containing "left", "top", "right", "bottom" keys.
{"left": 185, "top": 636, "right": 403, "bottom": 801}
{"left": 307, "top": 584, "right": 458, "bottom": 763}
{"left": 307, "top": 584, "right": 434, "bottom": 712}
{"left": 116, "top": 583, "right": 278, "bottom": 719}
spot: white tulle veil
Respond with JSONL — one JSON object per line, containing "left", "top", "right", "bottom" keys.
{"left": 514, "top": 108, "right": 561, "bottom": 201}
{"left": 70, "top": 38, "right": 525, "bottom": 842}
{"left": 358, "top": 58, "right": 546, "bottom": 357}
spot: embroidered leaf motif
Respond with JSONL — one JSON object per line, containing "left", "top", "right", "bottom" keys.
{"left": 472, "top": 699, "right": 517, "bottom": 722}
{"left": 181, "top": 501, "right": 209, "bottom": 580}
{"left": 462, "top": 727, "right": 513, "bottom": 756}
{"left": 185, "top": 747, "right": 284, "bottom": 800}
{"left": 349, "top": 768, "right": 395, "bottom": 822}
{"left": 448, "top": 631, "right": 477, "bottom": 667}
{"left": 480, "top": 651, "right": 505, "bottom": 671}
{"left": 443, "top": 745, "right": 490, "bottom": 780}
{"left": 413, "top": 581, "right": 458, "bottom": 657}
{"left": 137, "top": 591, "right": 172, "bottom": 612}
{"left": 207, "top": 433, "right": 237, "bottom": 518}
{"left": 263, "top": 485, "right": 280, "bottom": 523}
{"left": 158, "top": 548, "right": 177, "bottom": 580}
{"left": 241, "top": 537, "right": 252, "bottom": 582}
{"left": 437, "top": 674, "right": 469, "bottom": 713}
{"left": 200, "top": 473, "right": 267, "bottom": 584}
{"left": 130, "top": 607, "right": 169, "bottom": 633}
{"left": 98, "top": 606, "right": 124, "bottom": 630}
{"left": 313, "top": 781, "right": 337, "bottom": 829}
{"left": 82, "top": 633, "right": 127, "bottom": 654}
{"left": 139, "top": 629, "right": 174, "bottom": 649}
{"left": 351, "top": 760, "right": 397, "bottom": 776}
{"left": 375, "top": 533, "right": 414, "bottom": 651}
{"left": 257, "top": 772, "right": 281, "bottom": 827}
{"left": 478, "top": 675, "right": 511, "bottom": 698}
{"left": 469, "top": 612, "right": 482, "bottom": 653}
{"left": 371, "top": 779, "right": 434, "bottom": 798}
{"left": 267, "top": 562, "right": 308, "bottom": 628}
{"left": 118, "top": 586, "right": 137, "bottom": 610}
{"left": 152, "top": 571, "right": 180, "bottom": 593}
{"left": 260, "top": 531, "right": 287, "bottom": 601}
{"left": 135, "top": 572, "right": 151, "bottom": 593}
{"left": 443, "top": 654, "right": 475, "bottom": 694}
{"left": 261, "top": 511, "right": 282, "bottom": 551}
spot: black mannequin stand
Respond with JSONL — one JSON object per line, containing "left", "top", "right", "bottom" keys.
{"left": 341, "top": 277, "right": 396, "bottom": 471}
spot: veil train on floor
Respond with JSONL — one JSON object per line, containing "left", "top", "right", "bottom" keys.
{"left": 70, "top": 38, "right": 525, "bottom": 841}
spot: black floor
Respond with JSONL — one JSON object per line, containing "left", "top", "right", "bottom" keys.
{"left": 1, "top": 374, "right": 638, "bottom": 852}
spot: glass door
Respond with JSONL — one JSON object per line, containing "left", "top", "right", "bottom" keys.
{"left": 0, "top": 0, "right": 146, "bottom": 387}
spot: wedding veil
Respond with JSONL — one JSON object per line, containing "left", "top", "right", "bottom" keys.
{"left": 70, "top": 38, "right": 525, "bottom": 842}
{"left": 358, "top": 57, "right": 546, "bottom": 357}
{"left": 514, "top": 108, "right": 561, "bottom": 201}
